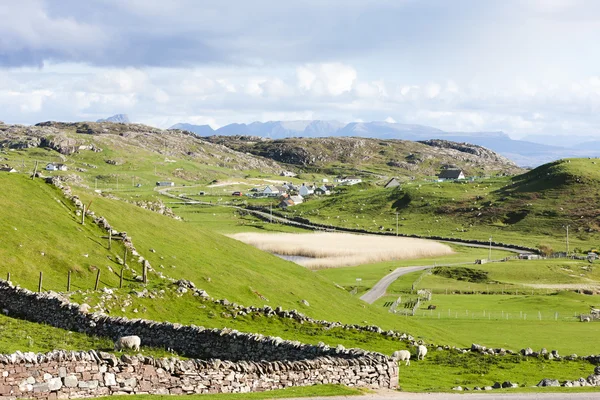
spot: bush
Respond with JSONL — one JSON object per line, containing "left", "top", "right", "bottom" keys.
{"left": 537, "top": 243, "right": 553, "bottom": 256}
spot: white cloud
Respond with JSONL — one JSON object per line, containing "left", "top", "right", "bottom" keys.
{"left": 384, "top": 116, "right": 396, "bottom": 123}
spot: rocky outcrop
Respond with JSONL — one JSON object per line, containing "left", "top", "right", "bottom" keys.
{"left": 205, "top": 136, "right": 523, "bottom": 176}
{"left": 0, "top": 122, "right": 281, "bottom": 173}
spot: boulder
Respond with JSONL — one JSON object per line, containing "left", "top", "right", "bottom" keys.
{"left": 537, "top": 378, "right": 560, "bottom": 387}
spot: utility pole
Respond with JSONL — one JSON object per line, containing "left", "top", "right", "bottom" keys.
{"left": 564, "top": 225, "right": 569, "bottom": 256}
{"left": 396, "top": 212, "right": 399, "bottom": 236}
{"left": 270, "top": 203, "right": 273, "bottom": 223}
{"left": 488, "top": 236, "right": 492, "bottom": 261}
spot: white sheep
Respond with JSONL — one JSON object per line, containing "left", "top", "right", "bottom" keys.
{"left": 417, "top": 345, "right": 428, "bottom": 360}
{"left": 114, "top": 335, "right": 141, "bottom": 352}
{"left": 392, "top": 350, "right": 411, "bottom": 366}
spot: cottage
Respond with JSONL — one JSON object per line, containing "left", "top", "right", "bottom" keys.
{"left": 263, "top": 185, "right": 287, "bottom": 197}
{"left": 290, "top": 195, "right": 304, "bottom": 205}
{"left": 336, "top": 176, "right": 362, "bottom": 185}
{"left": 314, "top": 185, "right": 331, "bottom": 195}
{"left": 46, "top": 163, "right": 68, "bottom": 172}
{"left": 298, "top": 184, "right": 315, "bottom": 197}
{"left": 384, "top": 177, "right": 401, "bottom": 189}
{"left": 437, "top": 169, "right": 465, "bottom": 181}
{"left": 156, "top": 181, "right": 175, "bottom": 187}
{"left": 279, "top": 198, "right": 296, "bottom": 209}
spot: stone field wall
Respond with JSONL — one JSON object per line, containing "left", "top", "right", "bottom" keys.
{"left": 0, "top": 281, "right": 398, "bottom": 398}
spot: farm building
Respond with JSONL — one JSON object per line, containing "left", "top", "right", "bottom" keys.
{"left": 384, "top": 177, "right": 401, "bottom": 189}
{"left": 437, "top": 169, "right": 465, "bottom": 181}
{"left": 156, "top": 181, "right": 175, "bottom": 187}
{"left": 46, "top": 163, "right": 68, "bottom": 171}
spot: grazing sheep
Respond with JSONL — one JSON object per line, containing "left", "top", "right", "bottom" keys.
{"left": 581, "top": 315, "right": 591, "bottom": 322}
{"left": 427, "top": 305, "right": 437, "bottom": 310}
{"left": 392, "top": 350, "right": 411, "bottom": 366}
{"left": 114, "top": 335, "right": 141, "bottom": 352}
{"left": 417, "top": 344, "right": 428, "bottom": 360}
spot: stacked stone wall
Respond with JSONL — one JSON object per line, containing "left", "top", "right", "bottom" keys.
{"left": 0, "top": 282, "right": 398, "bottom": 398}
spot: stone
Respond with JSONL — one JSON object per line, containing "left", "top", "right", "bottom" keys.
{"left": 537, "top": 378, "right": 560, "bottom": 387}
{"left": 104, "top": 373, "right": 117, "bottom": 386}
{"left": 63, "top": 375, "right": 78, "bottom": 388}
{"left": 47, "top": 377, "right": 62, "bottom": 391}
{"left": 501, "top": 381, "right": 517, "bottom": 388}
{"left": 452, "top": 386, "right": 463, "bottom": 391}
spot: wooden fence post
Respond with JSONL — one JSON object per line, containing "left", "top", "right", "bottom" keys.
{"left": 81, "top": 205, "right": 86, "bottom": 225}
{"left": 6, "top": 272, "right": 10, "bottom": 282}
{"left": 119, "top": 267, "right": 124, "bottom": 289}
{"left": 38, "top": 272, "right": 43, "bottom": 292}
{"left": 67, "top": 270, "right": 71, "bottom": 292}
{"left": 108, "top": 230, "right": 112, "bottom": 250}
{"left": 94, "top": 269, "right": 101, "bottom": 290}
{"left": 142, "top": 263, "right": 147, "bottom": 284}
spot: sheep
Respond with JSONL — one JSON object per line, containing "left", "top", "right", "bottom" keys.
{"left": 392, "top": 350, "right": 411, "bottom": 366}
{"left": 427, "top": 305, "right": 437, "bottom": 310}
{"left": 114, "top": 335, "right": 141, "bottom": 352}
{"left": 417, "top": 344, "right": 428, "bottom": 360}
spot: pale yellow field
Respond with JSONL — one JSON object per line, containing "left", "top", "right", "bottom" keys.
{"left": 229, "top": 232, "right": 453, "bottom": 269}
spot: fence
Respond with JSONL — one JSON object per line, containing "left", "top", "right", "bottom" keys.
{"left": 407, "top": 308, "right": 582, "bottom": 322}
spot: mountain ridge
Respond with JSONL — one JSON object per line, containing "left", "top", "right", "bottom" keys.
{"left": 170, "top": 120, "right": 600, "bottom": 166}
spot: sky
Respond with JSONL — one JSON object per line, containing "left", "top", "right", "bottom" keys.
{"left": 1, "top": 0, "right": 600, "bottom": 139}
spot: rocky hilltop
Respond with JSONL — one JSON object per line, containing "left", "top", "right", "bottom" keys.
{"left": 0, "top": 121, "right": 281, "bottom": 172}
{"left": 204, "top": 136, "right": 523, "bottom": 177}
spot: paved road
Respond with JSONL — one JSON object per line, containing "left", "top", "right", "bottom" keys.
{"left": 289, "top": 391, "right": 600, "bottom": 400}
{"left": 359, "top": 265, "right": 435, "bottom": 304}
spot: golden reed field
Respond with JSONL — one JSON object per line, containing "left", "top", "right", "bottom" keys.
{"left": 229, "top": 232, "right": 453, "bottom": 269}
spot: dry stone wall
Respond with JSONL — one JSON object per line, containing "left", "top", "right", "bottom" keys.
{"left": 0, "top": 350, "right": 396, "bottom": 399}
{"left": 0, "top": 282, "right": 398, "bottom": 398}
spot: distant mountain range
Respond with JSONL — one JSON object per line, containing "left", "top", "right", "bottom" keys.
{"left": 97, "top": 114, "right": 130, "bottom": 123}
{"left": 168, "top": 120, "right": 600, "bottom": 167}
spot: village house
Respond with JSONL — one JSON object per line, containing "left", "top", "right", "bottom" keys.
{"left": 314, "top": 185, "right": 331, "bottom": 196}
{"left": 289, "top": 195, "right": 303, "bottom": 205}
{"left": 298, "top": 184, "right": 315, "bottom": 197}
{"left": 336, "top": 176, "right": 362, "bottom": 185}
{"left": 263, "top": 185, "right": 287, "bottom": 197}
{"left": 437, "top": 169, "right": 466, "bottom": 181}
{"left": 384, "top": 177, "right": 401, "bottom": 189}
{"left": 156, "top": 181, "right": 175, "bottom": 187}
{"left": 279, "top": 198, "right": 296, "bottom": 209}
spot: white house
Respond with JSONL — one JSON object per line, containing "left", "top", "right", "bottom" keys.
{"left": 298, "top": 184, "right": 314, "bottom": 197}
{"left": 336, "top": 176, "right": 362, "bottom": 185}
{"left": 46, "top": 163, "right": 68, "bottom": 171}
{"left": 263, "top": 185, "right": 287, "bottom": 197}
{"left": 438, "top": 169, "right": 466, "bottom": 181}
{"left": 156, "top": 181, "right": 175, "bottom": 187}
